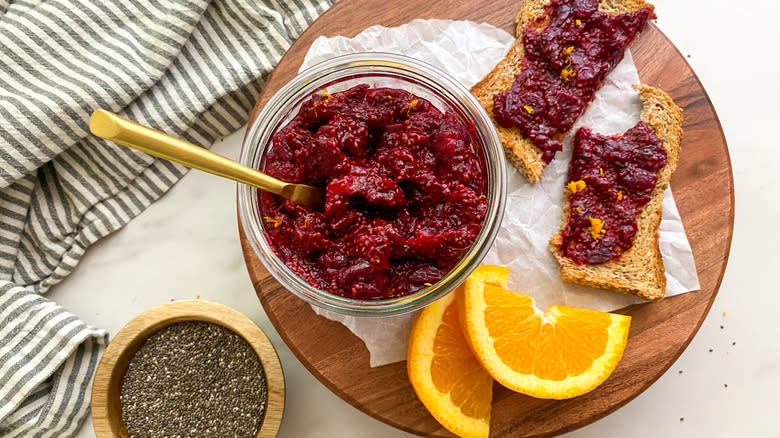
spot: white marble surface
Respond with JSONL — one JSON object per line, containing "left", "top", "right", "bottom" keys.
{"left": 49, "top": 0, "right": 778, "bottom": 436}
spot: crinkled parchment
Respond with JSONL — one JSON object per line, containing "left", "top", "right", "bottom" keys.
{"left": 300, "top": 19, "right": 700, "bottom": 367}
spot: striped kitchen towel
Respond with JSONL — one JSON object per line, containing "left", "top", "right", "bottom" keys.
{"left": 0, "top": 0, "right": 332, "bottom": 436}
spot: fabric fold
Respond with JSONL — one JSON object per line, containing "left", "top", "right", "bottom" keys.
{"left": 0, "top": 281, "right": 108, "bottom": 435}
{"left": 0, "top": 0, "right": 212, "bottom": 187}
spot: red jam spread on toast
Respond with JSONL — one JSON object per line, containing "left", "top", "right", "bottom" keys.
{"left": 560, "top": 122, "right": 666, "bottom": 264}
{"left": 260, "top": 84, "right": 488, "bottom": 299}
{"left": 492, "top": 0, "right": 655, "bottom": 163}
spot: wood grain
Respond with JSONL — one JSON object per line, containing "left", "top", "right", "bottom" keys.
{"left": 91, "top": 300, "right": 285, "bottom": 438}
{"left": 238, "top": 1, "right": 734, "bottom": 436}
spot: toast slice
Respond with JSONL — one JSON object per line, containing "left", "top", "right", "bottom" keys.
{"left": 470, "top": 0, "right": 654, "bottom": 183}
{"left": 549, "top": 85, "right": 683, "bottom": 301}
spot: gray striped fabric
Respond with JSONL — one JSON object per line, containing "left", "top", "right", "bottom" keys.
{"left": 0, "top": 0, "right": 332, "bottom": 436}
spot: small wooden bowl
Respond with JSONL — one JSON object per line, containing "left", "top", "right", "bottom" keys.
{"left": 91, "top": 300, "right": 284, "bottom": 438}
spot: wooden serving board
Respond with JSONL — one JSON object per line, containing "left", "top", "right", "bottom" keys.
{"left": 238, "top": 1, "right": 734, "bottom": 436}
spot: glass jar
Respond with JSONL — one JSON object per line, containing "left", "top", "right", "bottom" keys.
{"left": 238, "top": 52, "right": 506, "bottom": 317}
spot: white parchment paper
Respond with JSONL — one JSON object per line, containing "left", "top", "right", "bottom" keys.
{"left": 301, "top": 19, "right": 700, "bottom": 367}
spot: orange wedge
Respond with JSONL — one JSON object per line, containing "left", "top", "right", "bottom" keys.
{"left": 458, "top": 265, "right": 631, "bottom": 400}
{"left": 408, "top": 279, "right": 504, "bottom": 438}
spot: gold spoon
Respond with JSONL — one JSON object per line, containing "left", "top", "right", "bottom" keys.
{"left": 89, "top": 109, "right": 325, "bottom": 208}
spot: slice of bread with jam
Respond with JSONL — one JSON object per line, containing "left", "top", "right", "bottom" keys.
{"left": 549, "top": 85, "right": 682, "bottom": 300}
{"left": 470, "top": 0, "right": 655, "bottom": 182}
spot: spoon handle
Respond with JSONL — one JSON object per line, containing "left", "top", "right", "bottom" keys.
{"left": 89, "top": 109, "right": 288, "bottom": 197}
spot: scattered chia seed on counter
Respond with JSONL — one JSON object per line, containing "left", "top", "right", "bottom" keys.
{"left": 120, "top": 321, "right": 267, "bottom": 438}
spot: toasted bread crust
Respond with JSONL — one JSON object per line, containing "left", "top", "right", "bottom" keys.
{"left": 549, "top": 85, "right": 683, "bottom": 301}
{"left": 471, "top": 0, "right": 654, "bottom": 182}
{"left": 470, "top": 0, "right": 545, "bottom": 182}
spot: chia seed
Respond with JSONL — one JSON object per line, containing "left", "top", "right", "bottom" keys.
{"left": 120, "top": 321, "right": 267, "bottom": 438}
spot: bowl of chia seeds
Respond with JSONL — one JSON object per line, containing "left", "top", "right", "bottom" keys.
{"left": 91, "top": 300, "right": 284, "bottom": 438}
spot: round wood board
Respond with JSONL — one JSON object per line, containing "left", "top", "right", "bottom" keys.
{"left": 238, "top": 1, "right": 734, "bottom": 436}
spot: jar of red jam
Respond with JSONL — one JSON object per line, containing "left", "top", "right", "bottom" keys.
{"left": 239, "top": 53, "right": 506, "bottom": 316}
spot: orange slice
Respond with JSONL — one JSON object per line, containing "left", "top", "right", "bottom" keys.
{"left": 458, "top": 265, "right": 631, "bottom": 400}
{"left": 407, "top": 274, "right": 505, "bottom": 438}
